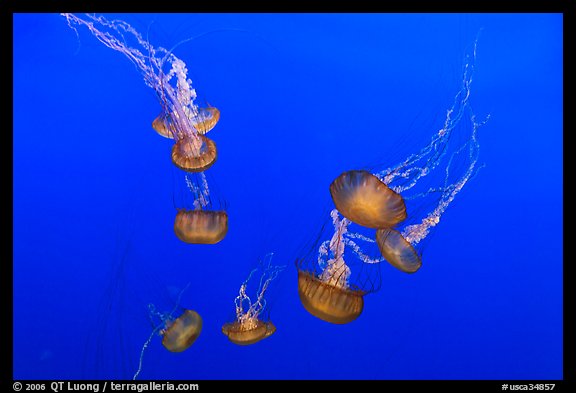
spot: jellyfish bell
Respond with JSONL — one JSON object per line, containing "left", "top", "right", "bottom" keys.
{"left": 152, "top": 113, "right": 175, "bottom": 139}
{"left": 153, "top": 105, "right": 220, "bottom": 139}
{"left": 330, "top": 170, "right": 407, "bottom": 229}
{"left": 171, "top": 135, "right": 217, "bottom": 173}
{"left": 222, "top": 319, "right": 276, "bottom": 346}
{"left": 161, "top": 309, "right": 203, "bottom": 352}
{"left": 174, "top": 209, "right": 228, "bottom": 244}
{"left": 297, "top": 269, "right": 364, "bottom": 324}
{"left": 193, "top": 106, "right": 220, "bottom": 135}
{"left": 376, "top": 228, "right": 422, "bottom": 273}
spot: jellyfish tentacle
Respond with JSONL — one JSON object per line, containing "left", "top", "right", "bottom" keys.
{"left": 402, "top": 109, "right": 485, "bottom": 245}
{"left": 344, "top": 238, "right": 384, "bottom": 265}
{"left": 132, "top": 283, "right": 190, "bottom": 380}
{"left": 224, "top": 254, "right": 285, "bottom": 344}
{"left": 378, "top": 36, "right": 480, "bottom": 195}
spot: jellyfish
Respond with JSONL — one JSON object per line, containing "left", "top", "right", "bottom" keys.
{"left": 153, "top": 105, "right": 220, "bottom": 138}
{"left": 160, "top": 309, "right": 203, "bottom": 352}
{"left": 133, "top": 284, "right": 202, "bottom": 380}
{"left": 375, "top": 228, "right": 421, "bottom": 273}
{"left": 61, "top": 14, "right": 220, "bottom": 173}
{"left": 330, "top": 169, "right": 407, "bottom": 229}
{"left": 173, "top": 171, "right": 228, "bottom": 244}
{"left": 222, "top": 253, "right": 285, "bottom": 345}
{"left": 297, "top": 209, "right": 382, "bottom": 324}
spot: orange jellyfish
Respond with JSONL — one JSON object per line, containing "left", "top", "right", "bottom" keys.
{"left": 174, "top": 209, "right": 228, "bottom": 244}
{"left": 153, "top": 106, "right": 220, "bottom": 139}
{"left": 171, "top": 134, "right": 218, "bottom": 173}
{"left": 330, "top": 170, "right": 407, "bottom": 229}
{"left": 173, "top": 172, "right": 228, "bottom": 244}
{"left": 222, "top": 253, "right": 284, "bottom": 345}
{"left": 161, "top": 309, "right": 203, "bottom": 352}
{"left": 376, "top": 228, "right": 421, "bottom": 273}
{"left": 133, "top": 285, "right": 201, "bottom": 380}
{"left": 297, "top": 209, "right": 382, "bottom": 324}
{"left": 298, "top": 271, "right": 364, "bottom": 325}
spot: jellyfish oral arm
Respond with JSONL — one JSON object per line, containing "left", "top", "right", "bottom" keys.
{"left": 186, "top": 173, "right": 211, "bottom": 210}
{"left": 402, "top": 112, "right": 486, "bottom": 245}
{"left": 61, "top": 13, "right": 205, "bottom": 149}
{"left": 316, "top": 209, "right": 386, "bottom": 288}
{"left": 61, "top": 14, "right": 163, "bottom": 91}
{"left": 233, "top": 254, "right": 285, "bottom": 330}
{"left": 377, "top": 37, "right": 481, "bottom": 195}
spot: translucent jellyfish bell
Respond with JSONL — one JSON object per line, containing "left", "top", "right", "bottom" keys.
{"left": 171, "top": 135, "right": 218, "bottom": 173}
{"left": 330, "top": 170, "right": 407, "bottom": 229}
{"left": 376, "top": 228, "right": 421, "bottom": 273}
{"left": 222, "top": 253, "right": 284, "bottom": 345}
{"left": 161, "top": 309, "right": 203, "bottom": 352}
{"left": 222, "top": 320, "right": 276, "bottom": 346}
{"left": 173, "top": 172, "right": 228, "bottom": 244}
{"left": 193, "top": 106, "right": 220, "bottom": 135}
{"left": 297, "top": 270, "right": 364, "bottom": 324}
{"left": 152, "top": 112, "right": 175, "bottom": 139}
{"left": 174, "top": 209, "right": 228, "bottom": 244}
{"left": 153, "top": 106, "right": 220, "bottom": 139}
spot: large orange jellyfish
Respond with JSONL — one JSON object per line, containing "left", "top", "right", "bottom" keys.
{"left": 330, "top": 170, "right": 407, "bottom": 229}
{"left": 222, "top": 253, "right": 284, "bottom": 345}
{"left": 61, "top": 13, "right": 221, "bottom": 173}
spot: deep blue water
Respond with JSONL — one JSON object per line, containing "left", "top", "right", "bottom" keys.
{"left": 13, "top": 13, "right": 563, "bottom": 380}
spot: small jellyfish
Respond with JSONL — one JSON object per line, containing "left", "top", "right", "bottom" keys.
{"left": 222, "top": 253, "right": 284, "bottom": 345}
{"left": 173, "top": 171, "right": 228, "bottom": 244}
{"left": 375, "top": 228, "right": 421, "bottom": 273}
{"left": 330, "top": 170, "right": 407, "bottom": 229}
{"left": 161, "top": 309, "right": 203, "bottom": 352}
{"left": 297, "top": 209, "right": 382, "bottom": 324}
{"left": 133, "top": 284, "right": 201, "bottom": 380}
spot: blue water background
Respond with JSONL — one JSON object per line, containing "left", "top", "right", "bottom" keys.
{"left": 13, "top": 13, "right": 563, "bottom": 379}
